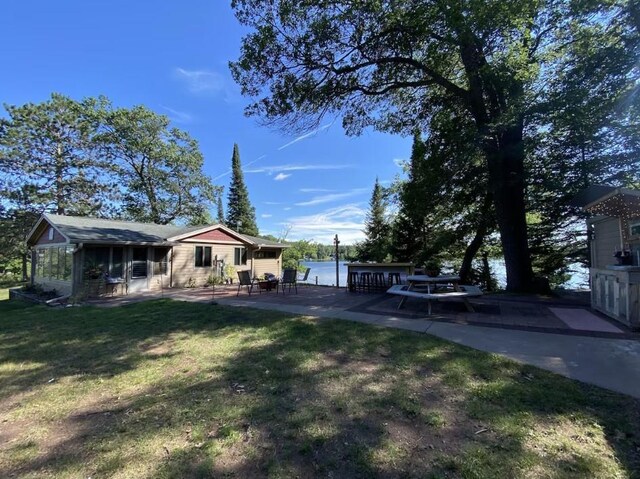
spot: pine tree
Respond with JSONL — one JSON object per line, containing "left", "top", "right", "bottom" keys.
{"left": 226, "top": 143, "right": 258, "bottom": 236}
{"left": 357, "top": 178, "right": 390, "bottom": 262}
{"left": 216, "top": 193, "right": 225, "bottom": 225}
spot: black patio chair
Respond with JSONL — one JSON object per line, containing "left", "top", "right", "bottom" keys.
{"left": 237, "top": 270, "right": 256, "bottom": 296}
{"left": 279, "top": 268, "right": 298, "bottom": 294}
{"left": 297, "top": 268, "right": 311, "bottom": 285}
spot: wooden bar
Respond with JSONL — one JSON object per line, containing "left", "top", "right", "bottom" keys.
{"left": 345, "top": 262, "right": 414, "bottom": 292}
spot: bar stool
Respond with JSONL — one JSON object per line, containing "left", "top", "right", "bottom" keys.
{"left": 347, "top": 271, "right": 359, "bottom": 292}
{"left": 372, "top": 272, "right": 386, "bottom": 292}
{"left": 388, "top": 272, "right": 402, "bottom": 286}
{"left": 359, "top": 272, "right": 372, "bottom": 292}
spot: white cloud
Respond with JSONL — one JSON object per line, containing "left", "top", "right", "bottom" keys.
{"left": 175, "top": 67, "right": 224, "bottom": 93}
{"left": 211, "top": 157, "right": 264, "bottom": 182}
{"left": 245, "top": 164, "right": 352, "bottom": 174}
{"left": 283, "top": 207, "right": 292, "bottom": 211}
{"left": 295, "top": 188, "right": 368, "bottom": 207}
{"left": 274, "top": 173, "right": 291, "bottom": 181}
{"left": 264, "top": 201, "right": 281, "bottom": 205}
{"left": 299, "top": 188, "right": 332, "bottom": 193}
{"left": 277, "top": 124, "right": 331, "bottom": 150}
{"left": 160, "top": 106, "right": 192, "bottom": 124}
{"left": 284, "top": 204, "right": 366, "bottom": 244}
{"left": 261, "top": 214, "right": 273, "bottom": 218}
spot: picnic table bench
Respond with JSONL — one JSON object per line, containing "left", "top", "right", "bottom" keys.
{"left": 387, "top": 283, "right": 483, "bottom": 315}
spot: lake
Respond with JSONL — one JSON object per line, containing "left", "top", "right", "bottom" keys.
{"left": 298, "top": 260, "right": 589, "bottom": 289}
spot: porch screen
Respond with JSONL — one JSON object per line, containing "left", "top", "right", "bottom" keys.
{"left": 132, "top": 248, "right": 148, "bottom": 278}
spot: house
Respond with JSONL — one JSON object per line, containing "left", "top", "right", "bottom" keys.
{"left": 580, "top": 186, "right": 640, "bottom": 329}
{"left": 26, "top": 214, "right": 289, "bottom": 297}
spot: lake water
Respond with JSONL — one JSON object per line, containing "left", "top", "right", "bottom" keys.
{"left": 299, "top": 260, "right": 589, "bottom": 289}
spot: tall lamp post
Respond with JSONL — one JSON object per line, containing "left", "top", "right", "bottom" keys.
{"left": 334, "top": 234, "right": 340, "bottom": 288}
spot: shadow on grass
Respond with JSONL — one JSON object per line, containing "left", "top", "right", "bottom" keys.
{"left": 1, "top": 298, "right": 639, "bottom": 478}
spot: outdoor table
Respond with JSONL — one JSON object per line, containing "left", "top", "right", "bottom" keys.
{"left": 398, "top": 275, "right": 462, "bottom": 309}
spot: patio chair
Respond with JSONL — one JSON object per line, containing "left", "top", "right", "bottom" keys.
{"left": 236, "top": 270, "right": 256, "bottom": 296}
{"left": 279, "top": 268, "right": 298, "bottom": 294}
{"left": 297, "top": 268, "right": 311, "bottom": 285}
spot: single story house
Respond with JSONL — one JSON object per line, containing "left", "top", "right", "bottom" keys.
{"left": 578, "top": 186, "right": 640, "bottom": 329}
{"left": 26, "top": 214, "right": 289, "bottom": 297}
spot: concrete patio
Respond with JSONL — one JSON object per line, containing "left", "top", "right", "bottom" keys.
{"left": 88, "top": 284, "right": 640, "bottom": 398}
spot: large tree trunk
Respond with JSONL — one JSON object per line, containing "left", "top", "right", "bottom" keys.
{"left": 459, "top": 194, "right": 493, "bottom": 284}
{"left": 485, "top": 124, "right": 535, "bottom": 292}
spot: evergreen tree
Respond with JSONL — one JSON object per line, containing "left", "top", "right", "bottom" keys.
{"left": 226, "top": 143, "right": 258, "bottom": 236}
{"left": 357, "top": 178, "right": 390, "bottom": 262}
{"left": 0, "top": 93, "right": 111, "bottom": 216}
{"left": 95, "top": 104, "right": 217, "bottom": 225}
{"left": 216, "top": 193, "right": 225, "bottom": 225}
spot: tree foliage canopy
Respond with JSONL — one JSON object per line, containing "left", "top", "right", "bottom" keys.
{"left": 226, "top": 143, "right": 259, "bottom": 236}
{"left": 231, "top": 0, "right": 640, "bottom": 291}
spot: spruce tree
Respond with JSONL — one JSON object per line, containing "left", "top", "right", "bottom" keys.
{"left": 357, "top": 178, "right": 390, "bottom": 262}
{"left": 216, "top": 193, "right": 225, "bottom": 225}
{"left": 226, "top": 143, "right": 258, "bottom": 236}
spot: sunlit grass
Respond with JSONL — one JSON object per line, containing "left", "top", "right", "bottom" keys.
{"left": 0, "top": 297, "right": 638, "bottom": 478}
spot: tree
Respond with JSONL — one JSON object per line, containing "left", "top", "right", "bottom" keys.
{"left": 356, "top": 178, "right": 390, "bottom": 262}
{"left": 95, "top": 104, "right": 218, "bottom": 225}
{"left": 0, "top": 93, "right": 111, "bottom": 216}
{"left": 226, "top": 143, "right": 259, "bottom": 236}
{"left": 230, "top": 0, "right": 639, "bottom": 292}
{"left": 216, "top": 192, "right": 225, "bottom": 225}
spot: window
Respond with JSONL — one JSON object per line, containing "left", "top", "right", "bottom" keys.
{"left": 43, "top": 249, "right": 51, "bottom": 277}
{"left": 48, "top": 227, "right": 54, "bottom": 240}
{"left": 36, "top": 246, "right": 74, "bottom": 280}
{"left": 234, "top": 247, "right": 247, "bottom": 266}
{"left": 195, "top": 246, "right": 212, "bottom": 267}
{"left": 111, "top": 247, "right": 124, "bottom": 278}
{"left": 254, "top": 250, "right": 277, "bottom": 259}
{"left": 63, "top": 247, "right": 73, "bottom": 280}
{"left": 132, "top": 248, "right": 148, "bottom": 278}
{"left": 36, "top": 250, "right": 45, "bottom": 277}
{"left": 154, "top": 248, "right": 169, "bottom": 275}
{"left": 631, "top": 222, "right": 640, "bottom": 237}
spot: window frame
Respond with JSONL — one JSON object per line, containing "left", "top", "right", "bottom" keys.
{"left": 194, "top": 246, "right": 213, "bottom": 268}
{"left": 234, "top": 247, "right": 247, "bottom": 266}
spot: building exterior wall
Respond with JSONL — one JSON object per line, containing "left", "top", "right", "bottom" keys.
{"left": 171, "top": 242, "right": 252, "bottom": 287}
{"left": 251, "top": 249, "right": 283, "bottom": 279}
{"left": 591, "top": 217, "right": 623, "bottom": 269}
{"left": 34, "top": 225, "right": 66, "bottom": 245}
{"left": 184, "top": 229, "right": 240, "bottom": 242}
{"left": 32, "top": 244, "right": 74, "bottom": 296}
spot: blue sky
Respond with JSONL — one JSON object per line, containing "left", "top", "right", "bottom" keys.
{"left": 1, "top": 1, "right": 412, "bottom": 244}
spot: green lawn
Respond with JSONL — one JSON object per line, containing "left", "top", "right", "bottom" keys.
{"left": 0, "top": 298, "right": 639, "bottom": 478}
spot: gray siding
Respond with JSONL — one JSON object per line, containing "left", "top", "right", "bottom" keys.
{"left": 591, "top": 218, "right": 622, "bottom": 268}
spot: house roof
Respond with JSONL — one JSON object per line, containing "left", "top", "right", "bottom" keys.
{"left": 239, "top": 233, "right": 290, "bottom": 248}
{"left": 27, "top": 214, "right": 289, "bottom": 248}
{"left": 583, "top": 187, "right": 640, "bottom": 219}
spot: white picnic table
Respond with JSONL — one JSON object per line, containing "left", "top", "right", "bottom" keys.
{"left": 392, "top": 274, "right": 482, "bottom": 314}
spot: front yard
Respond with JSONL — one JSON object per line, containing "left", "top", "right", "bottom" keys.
{"left": 1, "top": 297, "right": 639, "bottom": 478}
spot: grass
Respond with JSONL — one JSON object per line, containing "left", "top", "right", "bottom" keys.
{"left": 0, "top": 298, "right": 639, "bottom": 478}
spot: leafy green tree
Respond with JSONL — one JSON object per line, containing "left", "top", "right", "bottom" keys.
{"left": 356, "top": 178, "right": 390, "bottom": 262}
{"left": 230, "top": 0, "right": 639, "bottom": 292}
{"left": 95, "top": 104, "right": 217, "bottom": 225}
{"left": 0, "top": 93, "right": 111, "bottom": 216}
{"left": 226, "top": 143, "right": 259, "bottom": 236}
{"left": 282, "top": 240, "right": 317, "bottom": 270}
